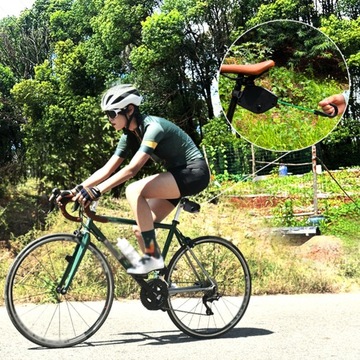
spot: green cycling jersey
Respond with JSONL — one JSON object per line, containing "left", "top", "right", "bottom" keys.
{"left": 114, "top": 115, "right": 203, "bottom": 169}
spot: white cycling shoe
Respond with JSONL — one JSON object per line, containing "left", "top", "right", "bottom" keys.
{"left": 127, "top": 254, "right": 164, "bottom": 275}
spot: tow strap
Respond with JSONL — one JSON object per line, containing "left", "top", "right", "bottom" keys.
{"left": 236, "top": 83, "right": 338, "bottom": 118}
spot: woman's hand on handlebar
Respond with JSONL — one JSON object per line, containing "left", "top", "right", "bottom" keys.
{"left": 55, "top": 185, "right": 83, "bottom": 210}
{"left": 77, "top": 186, "right": 102, "bottom": 208}
{"left": 49, "top": 187, "right": 107, "bottom": 223}
{"left": 48, "top": 187, "right": 83, "bottom": 222}
{"left": 53, "top": 184, "right": 102, "bottom": 209}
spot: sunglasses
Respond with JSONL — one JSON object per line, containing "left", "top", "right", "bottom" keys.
{"left": 105, "top": 110, "right": 121, "bottom": 119}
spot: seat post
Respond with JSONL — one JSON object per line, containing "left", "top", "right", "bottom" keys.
{"left": 173, "top": 198, "right": 186, "bottom": 222}
{"left": 227, "top": 76, "right": 244, "bottom": 123}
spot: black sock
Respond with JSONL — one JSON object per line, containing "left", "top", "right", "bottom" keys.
{"left": 141, "top": 229, "right": 161, "bottom": 258}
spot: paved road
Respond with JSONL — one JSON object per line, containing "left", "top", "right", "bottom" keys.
{"left": 1, "top": 293, "right": 359, "bottom": 360}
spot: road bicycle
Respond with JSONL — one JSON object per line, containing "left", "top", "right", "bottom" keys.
{"left": 220, "top": 60, "right": 338, "bottom": 122}
{"left": 4, "top": 190, "right": 251, "bottom": 348}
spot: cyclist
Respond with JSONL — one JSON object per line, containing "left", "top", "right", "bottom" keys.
{"left": 59, "top": 84, "right": 210, "bottom": 274}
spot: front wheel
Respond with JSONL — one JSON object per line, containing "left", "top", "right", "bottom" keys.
{"left": 165, "top": 236, "right": 251, "bottom": 339}
{"left": 4, "top": 233, "right": 114, "bottom": 348}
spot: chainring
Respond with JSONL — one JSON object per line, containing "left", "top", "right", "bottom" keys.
{"left": 140, "top": 279, "right": 168, "bottom": 311}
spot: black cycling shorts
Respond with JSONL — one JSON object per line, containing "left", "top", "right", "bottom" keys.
{"left": 167, "top": 158, "right": 210, "bottom": 207}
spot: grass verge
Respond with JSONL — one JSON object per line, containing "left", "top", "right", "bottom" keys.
{"left": 1, "top": 175, "right": 359, "bottom": 305}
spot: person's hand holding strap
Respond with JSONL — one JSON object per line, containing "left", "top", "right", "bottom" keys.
{"left": 318, "top": 93, "right": 347, "bottom": 116}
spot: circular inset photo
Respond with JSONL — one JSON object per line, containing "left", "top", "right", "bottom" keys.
{"left": 218, "top": 20, "right": 350, "bottom": 152}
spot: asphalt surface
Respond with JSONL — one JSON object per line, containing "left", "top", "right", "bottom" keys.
{"left": 1, "top": 293, "right": 359, "bottom": 360}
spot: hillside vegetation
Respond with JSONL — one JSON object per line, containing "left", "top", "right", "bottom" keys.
{"left": 1, "top": 169, "right": 360, "bottom": 304}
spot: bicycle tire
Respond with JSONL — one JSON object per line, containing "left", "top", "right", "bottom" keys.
{"left": 4, "top": 233, "right": 114, "bottom": 348}
{"left": 165, "top": 236, "right": 251, "bottom": 339}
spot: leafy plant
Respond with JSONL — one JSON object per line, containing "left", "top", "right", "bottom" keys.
{"left": 201, "top": 116, "right": 251, "bottom": 177}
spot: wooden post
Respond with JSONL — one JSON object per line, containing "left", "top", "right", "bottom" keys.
{"left": 251, "top": 143, "right": 256, "bottom": 177}
{"left": 312, "top": 145, "right": 318, "bottom": 214}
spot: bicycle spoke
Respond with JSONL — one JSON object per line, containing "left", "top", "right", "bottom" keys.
{"left": 166, "top": 236, "right": 251, "bottom": 339}
{"left": 5, "top": 235, "right": 114, "bottom": 348}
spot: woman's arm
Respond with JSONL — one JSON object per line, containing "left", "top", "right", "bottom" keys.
{"left": 96, "top": 151, "right": 151, "bottom": 194}
{"left": 81, "top": 155, "right": 124, "bottom": 188}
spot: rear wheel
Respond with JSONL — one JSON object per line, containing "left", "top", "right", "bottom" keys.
{"left": 165, "top": 236, "right": 251, "bottom": 338}
{"left": 5, "top": 233, "right": 114, "bottom": 348}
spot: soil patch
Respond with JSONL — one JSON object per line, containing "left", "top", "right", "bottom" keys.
{"left": 295, "top": 235, "right": 343, "bottom": 262}
{"left": 228, "top": 195, "right": 285, "bottom": 209}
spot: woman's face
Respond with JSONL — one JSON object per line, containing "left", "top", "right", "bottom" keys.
{"left": 107, "top": 112, "right": 127, "bottom": 131}
{"left": 106, "top": 105, "right": 135, "bottom": 131}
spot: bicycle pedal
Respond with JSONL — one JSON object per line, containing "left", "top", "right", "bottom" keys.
{"left": 132, "top": 273, "right": 149, "bottom": 279}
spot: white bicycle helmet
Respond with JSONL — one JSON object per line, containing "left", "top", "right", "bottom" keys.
{"left": 101, "top": 84, "right": 142, "bottom": 112}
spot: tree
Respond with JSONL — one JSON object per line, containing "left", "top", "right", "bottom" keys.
{"left": 0, "top": 0, "right": 55, "bottom": 79}
{"left": 0, "top": 65, "right": 18, "bottom": 158}
{"left": 1, "top": 0, "right": 360, "bottom": 191}
{"left": 129, "top": 8, "right": 198, "bottom": 123}
{"left": 248, "top": 0, "right": 319, "bottom": 27}
{"left": 130, "top": 0, "right": 242, "bottom": 140}
{"left": 11, "top": 55, "right": 116, "bottom": 187}
{"left": 89, "top": 0, "right": 159, "bottom": 83}
{"left": 0, "top": 64, "right": 24, "bottom": 190}
{"left": 337, "top": 0, "right": 360, "bottom": 19}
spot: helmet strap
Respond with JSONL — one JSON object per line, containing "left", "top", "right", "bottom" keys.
{"left": 125, "top": 113, "right": 132, "bottom": 130}
{"left": 123, "top": 107, "right": 140, "bottom": 131}
{"left": 123, "top": 107, "right": 136, "bottom": 133}
{"left": 121, "top": 105, "right": 141, "bottom": 134}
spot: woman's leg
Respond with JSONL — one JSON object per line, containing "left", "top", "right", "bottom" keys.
{"left": 132, "top": 198, "right": 176, "bottom": 253}
{"left": 126, "top": 172, "right": 180, "bottom": 231}
{"left": 125, "top": 172, "right": 180, "bottom": 273}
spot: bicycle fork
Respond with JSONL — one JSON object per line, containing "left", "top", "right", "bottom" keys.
{"left": 56, "top": 231, "right": 90, "bottom": 295}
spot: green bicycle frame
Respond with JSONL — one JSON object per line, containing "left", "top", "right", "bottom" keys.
{"left": 57, "top": 206, "right": 186, "bottom": 293}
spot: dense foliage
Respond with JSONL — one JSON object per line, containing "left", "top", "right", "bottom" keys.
{"left": 0, "top": 0, "right": 359, "bottom": 191}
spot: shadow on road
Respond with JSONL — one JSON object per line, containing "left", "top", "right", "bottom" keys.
{"left": 30, "top": 327, "right": 273, "bottom": 350}
{"left": 128, "top": 327, "right": 274, "bottom": 345}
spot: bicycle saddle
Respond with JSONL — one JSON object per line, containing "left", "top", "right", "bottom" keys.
{"left": 220, "top": 60, "right": 275, "bottom": 76}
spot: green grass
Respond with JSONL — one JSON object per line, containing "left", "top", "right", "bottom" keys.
{"left": 232, "top": 106, "right": 339, "bottom": 151}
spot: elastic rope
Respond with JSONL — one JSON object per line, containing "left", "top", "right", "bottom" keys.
{"left": 316, "top": 156, "right": 360, "bottom": 212}
{"left": 277, "top": 100, "right": 315, "bottom": 114}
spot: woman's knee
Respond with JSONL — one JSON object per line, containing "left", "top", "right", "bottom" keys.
{"left": 125, "top": 181, "right": 141, "bottom": 200}
{"left": 132, "top": 225, "right": 141, "bottom": 237}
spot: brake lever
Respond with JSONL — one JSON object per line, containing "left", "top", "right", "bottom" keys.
{"left": 48, "top": 187, "right": 79, "bottom": 213}
{"left": 48, "top": 188, "right": 61, "bottom": 213}
{"left": 49, "top": 188, "right": 61, "bottom": 202}
{"left": 72, "top": 201, "right": 80, "bottom": 212}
